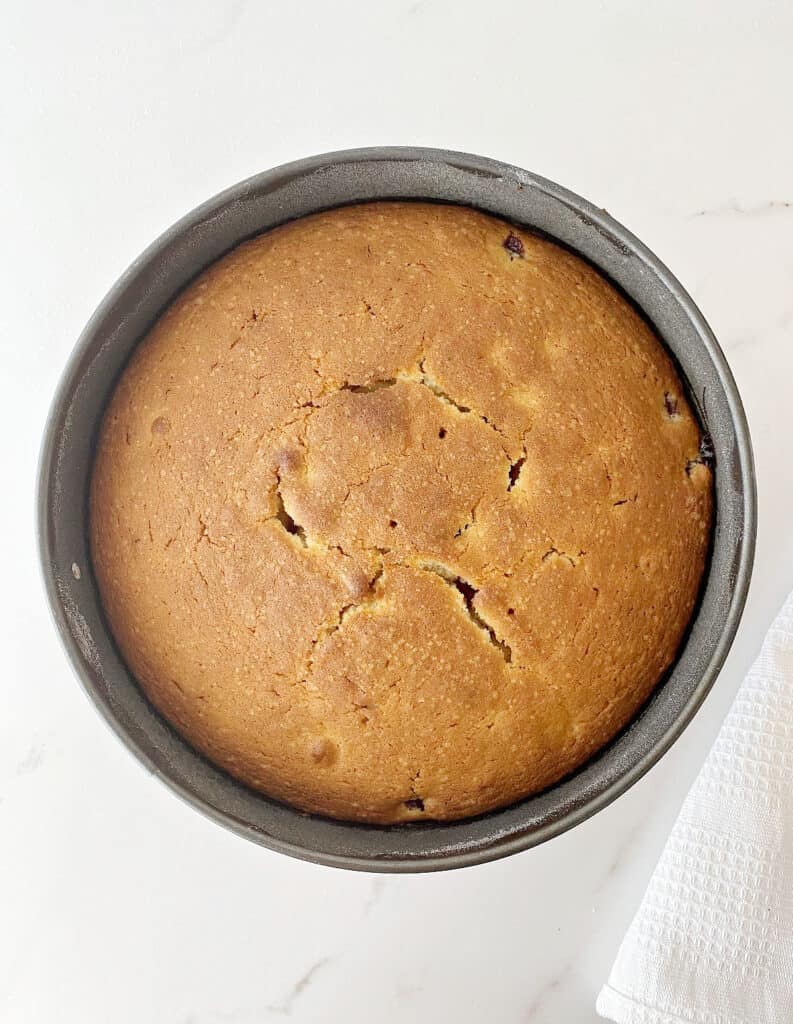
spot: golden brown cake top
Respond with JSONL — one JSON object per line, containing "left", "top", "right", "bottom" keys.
{"left": 90, "top": 202, "right": 712, "bottom": 823}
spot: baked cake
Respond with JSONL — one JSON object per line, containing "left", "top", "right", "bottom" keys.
{"left": 90, "top": 202, "right": 713, "bottom": 823}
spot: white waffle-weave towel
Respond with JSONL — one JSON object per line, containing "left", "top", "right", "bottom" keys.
{"left": 597, "top": 591, "right": 793, "bottom": 1024}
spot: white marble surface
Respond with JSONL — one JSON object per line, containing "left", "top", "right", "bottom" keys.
{"left": 2, "top": 2, "right": 792, "bottom": 1020}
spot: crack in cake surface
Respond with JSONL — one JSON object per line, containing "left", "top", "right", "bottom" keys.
{"left": 414, "top": 561, "right": 513, "bottom": 664}
{"left": 299, "top": 567, "right": 386, "bottom": 685}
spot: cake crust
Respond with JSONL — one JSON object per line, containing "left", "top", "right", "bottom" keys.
{"left": 90, "top": 202, "right": 712, "bottom": 823}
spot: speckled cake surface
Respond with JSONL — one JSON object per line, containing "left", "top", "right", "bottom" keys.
{"left": 90, "top": 202, "right": 712, "bottom": 823}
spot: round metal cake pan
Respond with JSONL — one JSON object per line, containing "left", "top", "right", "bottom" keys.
{"left": 37, "top": 147, "right": 756, "bottom": 872}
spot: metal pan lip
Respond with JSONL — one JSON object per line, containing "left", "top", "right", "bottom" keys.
{"left": 37, "top": 146, "right": 756, "bottom": 871}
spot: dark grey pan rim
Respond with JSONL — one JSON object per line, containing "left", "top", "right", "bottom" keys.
{"left": 37, "top": 147, "right": 756, "bottom": 872}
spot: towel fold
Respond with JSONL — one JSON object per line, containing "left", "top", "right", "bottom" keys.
{"left": 597, "top": 592, "right": 793, "bottom": 1024}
